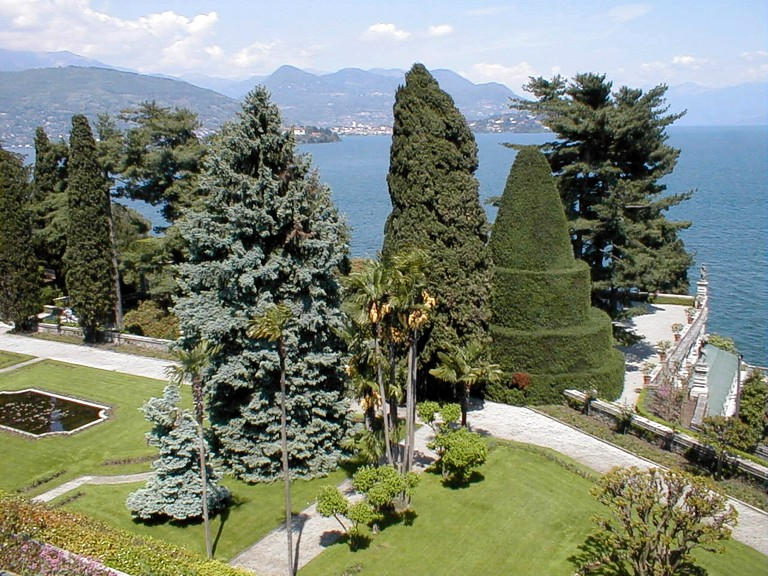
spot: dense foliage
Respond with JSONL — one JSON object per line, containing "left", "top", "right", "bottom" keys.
{"left": 575, "top": 466, "right": 736, "bottom": 576}
{"left": 738, "top": 369, "right": 767, "bottom": 447}
{"left": 0, "top": 147, "right": 40, "bottom": 330}
{"left": 175, "top": 87, "right": 351, "bottom": 482}
{"left": 126, "top": 385, "right": 229, "bottom": 521}
{"left": 382, "top": 63, "right": 492, "bottom": 396}
{"left": 63, "top": 115, "right": 116, "bottom": 341}
{"left": 0, "top": 491, "right": 249, "bottom": 576}
{"left": 518, "top": 73, "right": 692, "bottom": 315}
{"left": 488, "top": 148, "right": 623, "bottom": 405}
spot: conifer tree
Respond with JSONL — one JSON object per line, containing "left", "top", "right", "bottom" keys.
{"left": 382, "top": 63, "right": 491, "bottom": 395}
{"left": 175, "top": 87, "right": 351, "bottom": 483}
{"left": 31, "top": 127, "right": 68, "bottom": 289}
{"left": 126, "top": 385, "right": 229, "bottom": 522}
{"left": 487, "top": 148, "right": 624, "bottom": 405}
{"left": 0, "top": 147, "right": 40, "bottom": 331}
{"left": 64, "top": 115, "right": 116, "bottom": 342}
{"left": 517, "top": 74, "right": 692, "bottom": 315}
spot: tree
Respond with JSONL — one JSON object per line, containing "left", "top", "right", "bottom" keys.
{"left": 518, "top": 74, "right": 692, "bottom": 315}
{"left": 737, "top": 369, "right": 767, "bottom": 448}
{"left": 248, "top": 303, "right": 295, "bottom": 576}
{"left": 429, "top": 340, "right": 502, "bottom": 426}
{"left": 700, "top": 415, "right": 753, "bottom": 478}
{"left": 487, "top": 147, "right": 624, "bottom": 405}
{"left": 575, "top": 466, "right": 737, "bottom": 576}
{"left": 0, "top": 147, "right": 40, "bottom": 331}
{"left": 64, "top": 115, "right": 117, "bottom": 342}
{"left": 126, "top": 385, "right": 229, "bottom": 522}
{"left": 174, "top": 87, "right": 350, "bottom": 483}
{"left": 30, "top": 127, "right": 68, "bottom": 289}
{"left": 382, "top": 63, "right": 492, "bottom": 396}
{"left": 166, "top": 340, "right": 221, "bottom": 559}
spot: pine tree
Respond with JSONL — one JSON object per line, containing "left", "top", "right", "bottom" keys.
{"left": 175, "top": 87, "right": 351, "bottom": 483}
{"left": 0, "top": 147, "right": 40, "bottom": 331}
{"left": 382, "top": 63, "right": 492, "bottom": 396}
{"left": 126, "top": 385, "right": 229, "bottom": 522}
{"left": 518, "top": 73, "right": 692, "bottom": 315}
{"left": 487, "top": 148, "right": 624, "bottom": 405}
{"left": 64, "top": 115, "right": 116, "bottom": 342}
{"left": 30, "top": 127, "right": 68, "bottom": 289}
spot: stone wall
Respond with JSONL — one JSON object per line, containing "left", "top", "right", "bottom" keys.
{"left": 37, "top": 323, "right": 171, "bottom": 352}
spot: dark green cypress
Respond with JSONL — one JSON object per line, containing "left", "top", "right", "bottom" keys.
{"left": 175, "top": 87, "right": 351, "bottom": 482}
{"left": 487, "top": 147, "right": 624, "bottom": 405}
{"left": 64, "top": 115, "right": 116, "bottom": 342}
{"left": 382, "top": 64, "right": 492, "bottom": 394}
{"left": 0, "top": 147, "right": 40, "bottom": 331}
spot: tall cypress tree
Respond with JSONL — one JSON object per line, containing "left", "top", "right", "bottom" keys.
{"left": 31, "top": 127, "right": 68, "bottom": 289}
{"left": 0, "top": 147, "right": 40, "bottom": 331}
{"left": 517, "top": 73, "right": 692, "bottom": 315}
{"left": 382, "top": 63, "right": 491, "bottom": 395}
{"left": 64, "top": 115, "right": 116, "bottom": 342}
{"left": 175, "top": 87, "right": 351, "bottom": 483}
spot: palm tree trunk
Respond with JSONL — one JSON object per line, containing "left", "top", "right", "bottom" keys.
{"left": 461, "top": 382, "right": 469, "bottom": 427}
{"left": 405, "top": 337, "right": 417, "bottom": 473}
{"left": 388, "top": 338, "right": 399, "bottom": 466}
{"left": 192, "top": 376, "right": 212, "bottom": 559}
{"left": 279, "top": 339, "right": 294, "bottom": 576}
{"left": 374, "top": 324, "right": 393, "bottom": 466}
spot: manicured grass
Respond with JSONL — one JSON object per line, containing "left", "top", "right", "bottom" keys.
{"left": 0, "top": 350, "right": 34, "bottom": 369}
{"left": 57, "top": 469, "right": 348, "bottom": 561}
{"left": 301, "top": 442, "right": 767, "bottom": 576}
{"left": 0, "top": 360, "right": 171, "bottom": 493}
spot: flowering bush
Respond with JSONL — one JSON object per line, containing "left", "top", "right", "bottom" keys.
{"left": 0, "top": 534, "right": 113, "bottom": 576}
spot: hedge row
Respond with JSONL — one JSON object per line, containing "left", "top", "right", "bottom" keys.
{"left": 490, "top": 308, "right": 614, "bottom": 374}
{"left": 0, "top": 491, "right": 249, "bottom": 576}
{"left": 491, "top": 263, "right": 590, "bottom": 330}
{"left": 485, "top": 348, "right": 625, "bottom": 405}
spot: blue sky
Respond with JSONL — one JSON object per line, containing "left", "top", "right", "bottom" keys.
{"left": 0, "top": 0, "right": 766, "bottom": 93}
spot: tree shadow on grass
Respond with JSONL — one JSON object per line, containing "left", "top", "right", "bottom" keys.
{"left": 441, "top": 470, "right": 485, "bottom": 490}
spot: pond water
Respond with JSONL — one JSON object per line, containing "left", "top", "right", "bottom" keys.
{"left": 0, "top": 389, "right": 108, "bottom": 436}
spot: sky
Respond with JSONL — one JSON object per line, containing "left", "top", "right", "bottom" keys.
{"left": 0, "top": 0, "right": 766, "bottom": 93}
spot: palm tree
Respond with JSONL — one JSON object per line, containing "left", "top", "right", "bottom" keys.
{"left": 247, "top": 303, "right": 295, "bottom": 576}
{"left": 344, "top": 259, "right": 395, "bottom": 465}
{"left": 429, "top": 340, "right": 502, "bottom": 427}
{"left": 387, "top": 249, "right": 430, "bottom": 473}
{"left": 165, "top": 340, "right": 220, "bottom": 559}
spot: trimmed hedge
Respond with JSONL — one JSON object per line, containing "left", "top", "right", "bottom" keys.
{"left": 490, "top": 308, "right": 614, "bottom": 373}
{"left": 491, "top": 263, "right": 590, "bottom": 330}
{"left": 488, "top": 147, "right": 624, "bottom": 405}
{"left": 486, "top": 348, "right": 625, "bottom": 405}
{"left": 0, "top": 491, "right": 249, "bottom": 576}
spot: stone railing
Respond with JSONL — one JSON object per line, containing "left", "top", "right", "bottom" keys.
{"left": 37, "top": 323, "right": 171, "bottom": 352}
{"left": 564, "top": 389, "right": 768, "bottom": 484}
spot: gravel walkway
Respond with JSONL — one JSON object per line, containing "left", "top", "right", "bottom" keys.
{"left": 32, "top": 472, "right": 153, "bottom": 503}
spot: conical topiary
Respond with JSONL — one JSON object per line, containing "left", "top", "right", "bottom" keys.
{"left": 487, "top": 147, "right": 624, "bottom": 405}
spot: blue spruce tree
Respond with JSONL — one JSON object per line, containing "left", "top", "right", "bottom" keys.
{"left": 174, "top": 87, "right": 351, "bottom": 482}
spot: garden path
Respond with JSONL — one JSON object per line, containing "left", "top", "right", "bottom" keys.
{"left": 32, "top": 473, "right": 153, "bottom": 503}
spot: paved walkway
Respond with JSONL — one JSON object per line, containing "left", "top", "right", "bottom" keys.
{"left": 32, "top": 472, "right": 153, "bottom": 503}
{"left": 0, "top": 323, "right": 173, "bottom": 381}
{"left": 616, "top": 304, "right": 688, "bottom": 407}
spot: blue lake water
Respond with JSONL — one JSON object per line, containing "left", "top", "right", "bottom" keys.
{"left": 300, "top": 127, "right": 768, "bottom": 366}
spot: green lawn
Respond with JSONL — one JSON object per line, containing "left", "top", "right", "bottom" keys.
{"left": 0, "top": 350, "right": 34, "bottom": 369}
{"left": 0, "top": 360, "right": 170, "bottom": 492}
{"left": 57, "top": 470, "right": 348, "bottom": 561}
{"left": 301, "top": 442, "right": 767, "bottom": 576}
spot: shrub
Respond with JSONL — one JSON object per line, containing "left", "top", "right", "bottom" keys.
{"left": 430, "top": 427, "right": 488, "bottom": 484}
{"left": 352, "top": 465, "right": 419, "bottom": 512}
{"left": 0, "top": 491, "right": 248, "bottom": 576}
{"left": 123, "top": 300, "right": 179, "bottom": 339}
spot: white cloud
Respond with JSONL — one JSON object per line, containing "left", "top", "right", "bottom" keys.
{"left": 672, "top": 55, "right": 706, "bottom": 67}
{"left": 365, "top": 23, "right": 411, "bottom": 41}
{"left": 608, "top": 3, "right": 651, "bottom": 23}
{"left": 741, "top": 50, "right": 768, "bottom": 61}
{"left": 469, "top": 62, "right": 536, "bottom": 92}
{"left": 427, "top": 24, "right": 453, "bottom": 37}
{"left": 233, "top": 41, "right": 276, "bottom": 68}
{"left": 466, "top": 6, "right": 509, "bottom": 17}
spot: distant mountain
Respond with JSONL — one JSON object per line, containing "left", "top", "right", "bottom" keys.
{"left": 0, "top": 48, "right": 112, "bottom": 71}
{"left": 0, "top": 67, "right": 240, "bottom": 146}
{"left": 667, "top": 82, "right": 768, "bottom": 126}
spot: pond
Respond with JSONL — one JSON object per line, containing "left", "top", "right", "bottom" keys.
{"left": 0, "top": 389, "right": 109, "bottom": 437}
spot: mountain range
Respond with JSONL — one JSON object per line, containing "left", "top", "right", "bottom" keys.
{"left": 0, "top": 48, "right": 765, "bottom": 147}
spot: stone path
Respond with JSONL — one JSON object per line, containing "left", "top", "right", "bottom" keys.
{"left": 230, "top": 425, "right": 438, "bottom": 576}
{"left": 32, "top": 472, "right": 153, "bottom": 503}
{"left": 0, "top": 323, "right": 173, "bottom": 381}
{"left": 0, "top": 356, "right": 44, "bottom": 374}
